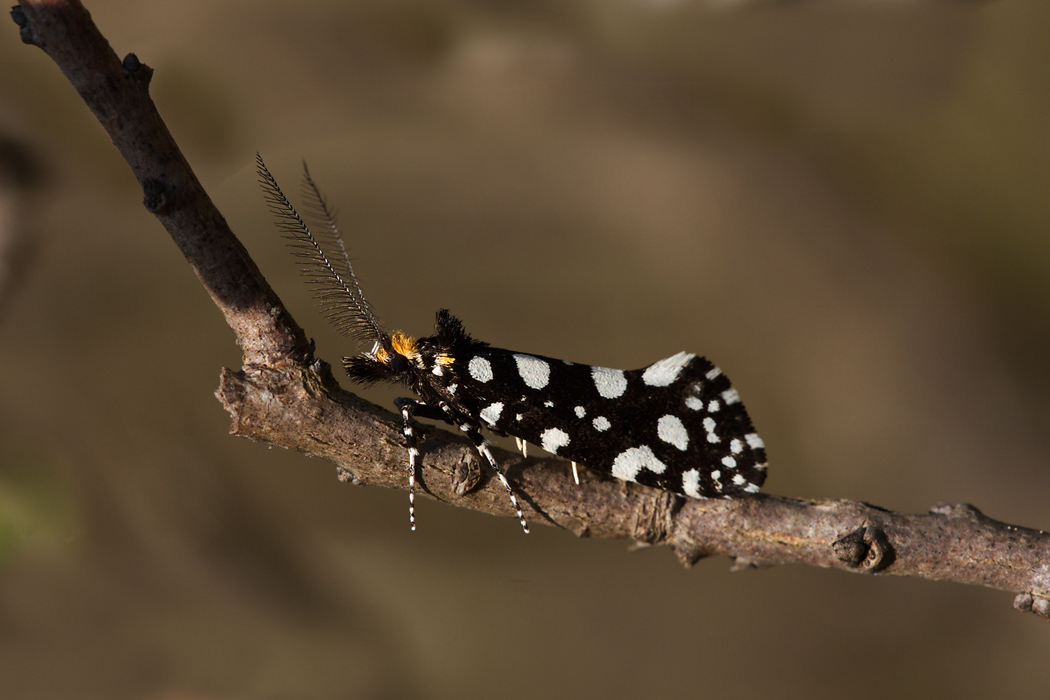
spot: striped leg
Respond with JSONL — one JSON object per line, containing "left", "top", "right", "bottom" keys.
{"left": 477, "top": 440, "right": 530, "bottom": 534}
{"left": 394, "top": 397, "right": 444, "bottom": 531}
{"left": 433, "top": 404, "right": 530, "bottom": 534}
{"left": 393, "top": 397, "right": 530, "bottom": 534}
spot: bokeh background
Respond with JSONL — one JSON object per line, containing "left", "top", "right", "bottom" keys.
{"left": 2, "top": 0, "right": 1049, "bottom": 698}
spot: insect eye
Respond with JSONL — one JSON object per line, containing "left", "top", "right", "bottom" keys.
{"left": 388, "top": 353, "right": 409, "bottom": 373}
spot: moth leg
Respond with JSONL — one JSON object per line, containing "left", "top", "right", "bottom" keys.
{"left": 393, "top": 397, "right": 444, "bottom": 531}
{"left": 434, "top": 404, "right": 530, "bottom": 534}
{"left": 395, "top": 397, "right": 450, "bottom": 423}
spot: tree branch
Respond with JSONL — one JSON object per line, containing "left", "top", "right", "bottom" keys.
{"left": 12, "top": 0, "right": 309, "bottom": 367}
{"left": 13, "top": 0, "right": 1049, "bottom": 621}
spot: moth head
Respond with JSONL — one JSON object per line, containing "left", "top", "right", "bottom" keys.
{"left": 343, "top": 331, "right": 419, "bottom": 384}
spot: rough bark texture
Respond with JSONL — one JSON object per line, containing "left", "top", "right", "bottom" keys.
{"left": 13, "top": 0, "right": 1050, "bottom": 620}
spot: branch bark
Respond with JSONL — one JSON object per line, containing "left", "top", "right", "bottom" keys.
{"left": 13, "top": 0, "right": 1050, "bottom": 621}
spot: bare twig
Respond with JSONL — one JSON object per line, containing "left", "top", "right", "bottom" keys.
{"left": 12, "top": 0, "right": 1050, "bottom": 620}
{"left": 11, "top": 0, "right": 309, "bottom": 367}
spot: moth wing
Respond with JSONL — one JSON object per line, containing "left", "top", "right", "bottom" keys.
{"left": 446, "top": 349, "right": 766, "bottom": 498}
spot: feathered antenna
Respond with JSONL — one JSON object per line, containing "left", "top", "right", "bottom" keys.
{"left": 256, "top": 153, "right": 387, "bottom": 345}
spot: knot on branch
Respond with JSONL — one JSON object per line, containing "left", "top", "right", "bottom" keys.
{"left": 142, "top": 178, "right": 171, "bottom": 213}
{"left": 335, "top": 466, "right": 360, "bottom": 486}
{"left": 929, "top": 502, "right": 984, "bottom": 519}
{"left": 833, "top": 524, "right": 894, "bottom": 573}
{"left": 450, "top": 453, "right": 483, "bottom": 496}
{"left": 1013, "top": 593, "right": 1050, "bottom": 622}
{"left": 671, "top": 543, "right": 711, "bottom": 568}
{"left": 122, "top": 53, "right": 154, "bottom": 87}
{"left": 10, "top": 5, "right": 38, "bottom": 46}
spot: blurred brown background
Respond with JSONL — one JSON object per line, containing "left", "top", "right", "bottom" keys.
{"left": 1, "top": 0, "right": 1049, "bottom": 698}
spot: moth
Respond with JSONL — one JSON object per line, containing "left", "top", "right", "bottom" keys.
{"left": 258, "top": 155, "right": 767, "bottom": 533}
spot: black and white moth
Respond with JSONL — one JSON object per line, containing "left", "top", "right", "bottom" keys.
{"left": 258, "top": 155, "right": 767, "bottom": 533}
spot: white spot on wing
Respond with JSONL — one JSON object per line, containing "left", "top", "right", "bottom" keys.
{"left": 707, "top": 400, "right": 720, "bottom": 412}
{"left": 705, "top": 367, "right": 722, "bottom": 381}
{"left": 574, "top": 406, "right": 586, "bottom": 418}
{"left": 479, "top": 402, "right": 503, "bottom": 426}
{"left": 540, "top": 428, "right": 570, "bottom": 455}
{"left": 703, "top": 416, "right": 719, "bottom": 443}
{"left": 544, "top": 400, "right": 554, "bottom": 408}
{"left": 611, "top": 446, "right": 667, "bottom": 481}
{"left": 469, "top": 356, "right": 493, "bottom": 383}
{"left": 447, "top": 383, "right": 457, "bottom": 394}
{"left": 682, "top": 469, "right": 702, "bottom": 498}
{"left": 721, "top": 456, "right": 737, "bottom": 469}
{"left": 745, "top": 433, "right": 765, "bottom": 450}
{"left": 722, "top": 388, "right": 741, "bottom": 404}
{"left": 593, "top": 416, "right": 611, "bottom": 431}
{"left": 730, "top": 439, "right": 743, "bottom": 454}
{"left": 591, "top": 366, "right": 627, "bottom": 398}
{"left": 642, "top": 352, "right": 695, "bottom": 387}
{"left": 685, "top": 396, "right": 703, "bottom": 411}
{"left": 514, "top": 354, "right": 551, "bottom": 389}
{"left": 657, "top": 415, "right": 689, "bottom": 451}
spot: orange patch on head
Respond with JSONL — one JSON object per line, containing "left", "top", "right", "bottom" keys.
{"left": 390, "top": 331, "right": 419, "bottom": 359}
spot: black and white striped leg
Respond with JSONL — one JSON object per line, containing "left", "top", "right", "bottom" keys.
{"left": 434, "top": 404, "right": 530, "bottom": 534}
{"left": 477, "top": 439, "right": 530, "bottom": 534}
{"left": 394, "top": 397, "right": 445, "bottom": 531}
{"left": 393, "top": 397, "right": 530, "bottom": 533}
